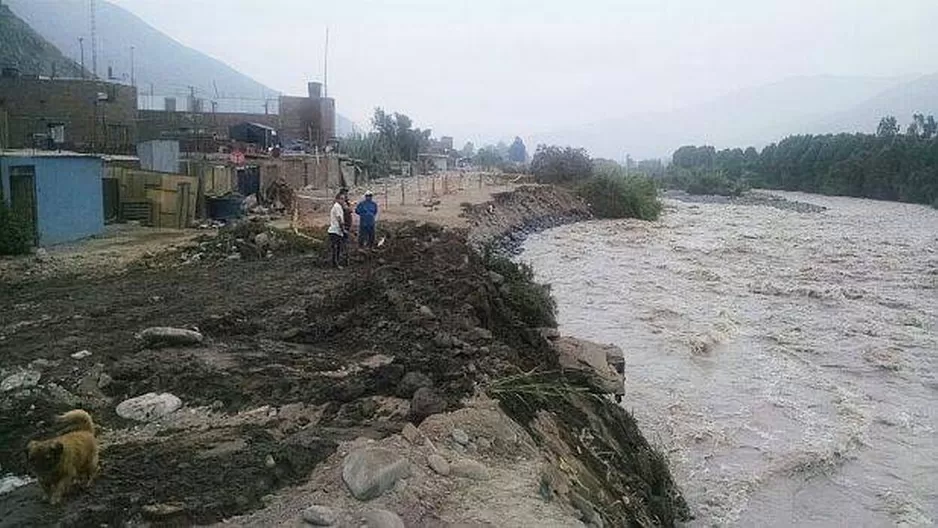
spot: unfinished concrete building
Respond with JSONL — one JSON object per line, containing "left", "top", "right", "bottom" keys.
{"left": 0, "top": 71, "right": 138, "bottom": 153}
{"left": 137, "top": 80, "right": 336, "bottom": 152}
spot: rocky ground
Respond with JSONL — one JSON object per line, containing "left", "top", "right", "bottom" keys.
{"left": 0, "top": 184, "right": 687, "bottom": 527}
{"left": 663, "top": 189, "right": 828, "bottom": 213}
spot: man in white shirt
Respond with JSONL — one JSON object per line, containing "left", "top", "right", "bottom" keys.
{"left": 328, "top": 192, "right": 346, "bottom": 268}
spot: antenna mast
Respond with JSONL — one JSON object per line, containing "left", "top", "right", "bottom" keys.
{"left": 90, "top": 0, "right": 98, "bottom": 79}
{"left": 323, "top": 26, "right": 329, "bottom": 98}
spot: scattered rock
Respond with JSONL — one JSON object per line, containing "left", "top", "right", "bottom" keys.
{"left": 97, "top": 372, "right": 113, "bottom": 389}
{"left": 433, "top": 333, "right": 455, "bottom": 348}
{"left": 361, "top": 509, "right": 405, "bottom": 528}
{"left": 1, "top": 369, "right": 41, "bottom": 392}
{"left": 71, "top": 350, "right": 92, "bottom": 360}
{"left": 452, "top": 428, "right": 470, "bottom": 446}
{"left": 342, "top": 448, "right": 411, "bottom": 501}
{"left": 401, "top": 423, "right": 420, "bottom": 444}
{"left": 34, "top": 248, "right": 51, "bottom": 263}
{"left": 0, "top": 475, "right": 33, "bottom": 495}
{"left": 469, "top": 327, "right": 493, "bottom": 342}
{"left": 28, "top": 358, "right": 58, "bottom": 370}
{"left": 450, "top": 459, "right": 490, "bottom": 480}
{"left": 538, "top": 327, "right": 561, "bottom": 340}
{"left": 418, "top": 305, "right": 435, "bottom": 318}
{"left": 476, "top": 437, "right": 492, "bottom": 450}
{"left": 396, "top": 371, "right": 433, "bottom": 398}
{"left": 141, "top": 503, "right": 185, "bottom": 518}
{"left": 264, "top": 454, "right": 276, "bottom": 468}
{"left": 410, "top": 387, "right": 446, "bottom": 422}
{"left": 359, "top": 354, "right": 394, "bottom": 369}
{"left": 254, "top": 232, "right": 271, "bottom": 249}
{"left": 301, "top": 505, "right": 337, "bottom": 526}
{"left": 488, "top": 271, "right": 505, "bottom": 285}
{"left": 116, "top": 392, "right": 182, "bottom": 422}
{"left": 137, "top": 327, "right": 203, "bottom": 348}
{"left": 427, "top": 454, "right": 450, "bottom": 476}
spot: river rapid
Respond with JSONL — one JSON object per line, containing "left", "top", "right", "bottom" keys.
{"left": 520, "top": 192, "right": 938, "bottom": 527}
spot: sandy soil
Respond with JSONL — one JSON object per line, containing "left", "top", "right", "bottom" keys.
{"left": 294, "top": 173, "right": 523, "bottom": 230}
{"left": 0, "top": 224, "right": 200, "bottom": 284}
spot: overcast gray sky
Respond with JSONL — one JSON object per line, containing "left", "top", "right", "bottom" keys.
{"left": 110, "top": 0, "right": 938, "bottom": 145}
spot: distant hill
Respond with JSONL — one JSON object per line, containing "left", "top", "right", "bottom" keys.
{"left": 811, "top": 73, "right": 938, "bottom": 135}
{"left": 532, "top": 74, "right": 932, "bottom": 159}
{"left": 0, "top": 2, "right": 83, "bottom": 78}
{"left": 6, "top": 0, "right": 357, "bottom": 136}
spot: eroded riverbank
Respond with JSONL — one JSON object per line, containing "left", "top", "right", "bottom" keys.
{"left": 1, "top": 184, "right": 686, "bottom": 527}
{"left": 521, "top": 192, "right": 938, "bottom": 526}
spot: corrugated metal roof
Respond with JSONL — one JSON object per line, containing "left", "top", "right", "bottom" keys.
{"left": 0, "top": 149, "right": 101, "bottom": 159}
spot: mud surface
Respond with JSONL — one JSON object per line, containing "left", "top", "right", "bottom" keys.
{"left": 464, "top": 185, "right": 591, "bottom": 254}
{"left": 0, "top": 222, "right": 555, "bottom": 526}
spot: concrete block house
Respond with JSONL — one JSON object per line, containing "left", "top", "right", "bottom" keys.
{"left": 0, "top": 151, "right": 104, "bottom": 246}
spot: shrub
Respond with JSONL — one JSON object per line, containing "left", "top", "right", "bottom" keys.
{"left": 684, "top": 171, "right": 748, "bottom": 196}
{"left": 0, "top": 201, "right": 33, "bottom": 255}
{"left": 530, "top": 145, "right": 593, "bottom": 184}
{"left": 485, "top": 253, "right": 557, "bottom": 328}
{"left": 578, "top": 172, "right": 662, "bottom": 221}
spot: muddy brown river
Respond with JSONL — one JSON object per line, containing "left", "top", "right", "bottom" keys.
{"left": 521, "top": 192, "right": 938, "bottom": 526}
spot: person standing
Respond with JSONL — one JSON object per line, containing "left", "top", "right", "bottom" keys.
{"left": 355, "top": 190, "right": 379, "bottom": 248}
{"left": 327, "top": 192, "right": 346, "bottom": 268}
{"left": 339, "top": 187, "right": 354, "bottom": 254}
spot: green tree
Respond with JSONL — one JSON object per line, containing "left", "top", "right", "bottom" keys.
{"left": 877, "top": 116, "right": 900, "bottom": 137}
{"left": 461, "top": 141, "right": 475, "bottom": 158}
{"left": 508, "top": 136, "right": 527, "bottom": 163}
{"left": 474, "top": 146, "right": 504, "bottom": 169}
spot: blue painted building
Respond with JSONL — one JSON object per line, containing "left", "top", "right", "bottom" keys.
{"left": 0, "top": 151, "right": 104, "bottom": 246}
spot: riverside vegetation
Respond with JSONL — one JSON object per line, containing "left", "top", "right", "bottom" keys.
{"left": 530, "top": 144, "right": 663, "bottom": 221}
{"left": 662, "top": 113, "right": 938, "bottom": 205}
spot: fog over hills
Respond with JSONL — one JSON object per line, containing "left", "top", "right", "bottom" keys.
{"left": 532, "top": 74, "right": 937, "bottom": 160}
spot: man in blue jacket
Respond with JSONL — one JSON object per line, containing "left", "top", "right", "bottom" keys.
{"left": 354, "top": 190, "right": 379, "bottom": 248}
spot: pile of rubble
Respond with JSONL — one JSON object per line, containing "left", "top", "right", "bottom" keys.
{"left": 172, "top": 220, "right": 324, "bottom": 265}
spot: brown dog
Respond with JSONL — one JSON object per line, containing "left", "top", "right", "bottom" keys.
{"left": 26, "top": 409, "right": 100, "bottom": 504}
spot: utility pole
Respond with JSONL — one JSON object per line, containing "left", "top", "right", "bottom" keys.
{"left": 130, "top": 46, "right": 135, "bottom": 87}
{"left": 78, "top": 37, "right": 85, "bottom": 79}
{"left": 90, "top": 0, "right": 98, "bottom": 79}
{"left": 323, "top": 26, "right": 330, "bottom": 98}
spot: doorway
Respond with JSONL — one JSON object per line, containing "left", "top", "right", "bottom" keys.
{"left": 9, "top": 165, "right": 38, "bottom": 245}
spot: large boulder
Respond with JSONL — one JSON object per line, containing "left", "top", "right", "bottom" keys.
{"left": 116, "top": 392, "right": 182, "bottom": 421}
{"left": 396, "top": 371, "right": 433, "bottom": 398}
{"left": 342, "top": 448, "right": 411, "bottom": 501}
{"left": 450, "top": 458, "right": 490, "bottom": 480}
{"left": 301, "top": 505, "right": 337, "bottom": 526}
{"left": 409, "top": 387, "right": 446, "bottom": 422}
{"left": 361, "top": 509, "right": 405, "bottom": 528}
{"left": 553, "top": 337, "right": 624, "bottom": 396}
{"left": 137, "top": 327, "right": 203, "bottom": 348}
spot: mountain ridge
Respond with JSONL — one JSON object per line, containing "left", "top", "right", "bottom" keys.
{"left": 532, "top": 73, "right": 936, "bottom": 159}
{"left": 0, "top": 2, "right": 84, "bottom": 78}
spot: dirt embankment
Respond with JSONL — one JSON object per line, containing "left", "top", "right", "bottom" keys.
{"left": 0, "top": 184, "right": 686, "bottom": 527}
{"left": 463, "top": 185, "right": 592, "bottom": 253}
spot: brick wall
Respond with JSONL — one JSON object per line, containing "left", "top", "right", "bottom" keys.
{"left": 0, "top": 77, "right": 137, "bottom": 153}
